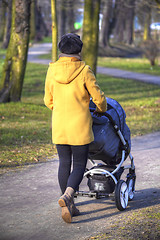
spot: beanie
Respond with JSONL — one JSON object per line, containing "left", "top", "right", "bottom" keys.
{"left": 58, "top": 33, "right": 83, "bottom": 54}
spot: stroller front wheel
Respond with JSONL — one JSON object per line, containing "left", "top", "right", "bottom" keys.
{"left": 115, "top": 180, "right": 128, "bottom": 211}
{"left": 126, "top": 178, "right": 135, "bottom": 201}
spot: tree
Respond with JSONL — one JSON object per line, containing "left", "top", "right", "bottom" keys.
{"left": 155, "top": 0, "right": 160, "bottom": 6}
{"left": 124, "top": 0, "right": 135, "bottom": 45}
{"left": 59, "top": 0, "right": 67, "bottom": 38}
{"left": 143, "top": 3, "right": 151, "bottom": 41}
{"left": 58, "top": 0, "right": 75, "bottom": 39}
{"left": 100, "top": 0, "right": 114, "bottom": 47}
{"left": 2, "top": 0, "right": 12, "bottom": 49}
{"left": 136, "top": 0, "right": 158, "bottom": 42}
{"left": 113, "top": 0, "right": 125, "bottom": 43}
{"left": 0, "top": 0, "right": 31, "bottom": 103}
{"left": 82, "top": 0, "right": 101, "bottom": 75}
{"left": 30, "top": 0, "right": 36, "bottom": 40}
{"left": 0, "top": 0, "right": 6, "bottom": 41}
{"left": 66, "top": 0, "right": 75, "bottom": 33}
{"left": 51, "top": 0, "right": 58, "bottom": 62}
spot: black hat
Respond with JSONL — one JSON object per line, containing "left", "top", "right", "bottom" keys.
{"left": 58, "top": 33, "right": 83, "bottom": 54}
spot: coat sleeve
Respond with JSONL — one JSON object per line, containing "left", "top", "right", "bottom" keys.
{"left": 84, "top": 66, "right": 107, "bottom": 112}
{"left": 44, "top": 66, "right": 53, "bottom": 110}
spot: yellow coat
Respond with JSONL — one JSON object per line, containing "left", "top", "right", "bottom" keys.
{"left": 44, "top": 57, "right": 107, "bottom": 145}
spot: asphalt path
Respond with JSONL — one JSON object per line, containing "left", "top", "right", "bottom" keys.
{"left": 0, "top": 132, "right": 160, "bottom": 240}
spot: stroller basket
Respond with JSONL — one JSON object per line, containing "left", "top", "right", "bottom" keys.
{"left": 87, "top": 165, "right": 124, "bottom": 194}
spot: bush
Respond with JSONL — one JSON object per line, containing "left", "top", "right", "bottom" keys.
{"left": 141, "top": 40, "right": 160, "bottom": 66}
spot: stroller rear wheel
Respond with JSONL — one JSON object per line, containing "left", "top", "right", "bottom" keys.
{"left": 115, "top": 180, "right": 128, "bottom": 211}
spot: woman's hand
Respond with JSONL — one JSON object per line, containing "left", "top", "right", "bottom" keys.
{"left": 93, "top": 111, "right": 104, "bottom": 117}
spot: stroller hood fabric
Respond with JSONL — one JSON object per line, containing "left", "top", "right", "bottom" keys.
{"left": 89, "top": 97, "right": 131, "bottom": 165}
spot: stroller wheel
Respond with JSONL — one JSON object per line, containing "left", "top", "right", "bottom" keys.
{"left": 126, "top": 178, "right": 135, "bottom": 201}
{"left": 115, "top": 180, "right": 128, "bottom": 211}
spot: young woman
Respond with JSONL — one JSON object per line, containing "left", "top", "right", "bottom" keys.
{"left": 44, "top": 33, "right": 107, "bottom": 223}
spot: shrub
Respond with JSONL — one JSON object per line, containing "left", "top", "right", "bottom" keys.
{"left": 141, "top": 40, "right": 160, "bottom": 66}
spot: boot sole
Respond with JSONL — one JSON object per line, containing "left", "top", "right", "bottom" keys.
{"left": 61, "top": 207, "right": 72, "bottom": 223}
{"left": 58, "top": 198, "right": 66, "bottom": 207}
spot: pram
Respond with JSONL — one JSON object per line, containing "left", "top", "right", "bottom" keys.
{"left": 76, "top": 98, "right": 136, "bottom": 211}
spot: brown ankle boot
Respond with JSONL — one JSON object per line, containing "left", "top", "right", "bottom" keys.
{"left": 58, "top": 187, "right": 75, "bottom": 223}
{"left": 71, "top": 203, "right": 80, "bottom": 216}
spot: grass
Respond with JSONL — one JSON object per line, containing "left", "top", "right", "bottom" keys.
{"left": 97, "top": 74, "right": 160, "bottom": 136}
{"left": 40, "top": 36, "right": 52, "bottom": 43}
{"left": 0, "top": 61, "right": 55, "bottom": 168}
{"left": 88, "top": 204, "right": 160, "bottom": 239}
{"left": 98, "top": 57, "right": 160, "bottom": 76}
{"left": 0, "top": 54, "right": 160, "bottom": 169}
{"left": 38, "top": 52, "right": 52, "bottom": 60}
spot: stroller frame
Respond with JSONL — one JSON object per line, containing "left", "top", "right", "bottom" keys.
{"left": 76, "top": 112, "right": 136, "bottom": 211}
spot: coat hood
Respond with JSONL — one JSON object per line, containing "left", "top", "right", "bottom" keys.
{"left": 49, "top": 57, "right": 86, "bottom": 84}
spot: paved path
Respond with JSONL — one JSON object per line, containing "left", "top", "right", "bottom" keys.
{"left": 0, "top": 132, "right": 160, "bottom": 240}
{"left": 28, "top": 43, "right": 160, "bottom": 85}
{"left": 97, "top": 66, "right": 160, "bottom": 85}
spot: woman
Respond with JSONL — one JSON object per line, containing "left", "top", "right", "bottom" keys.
{"left": 44, "top": 33, "right": 107, "bottom": 223}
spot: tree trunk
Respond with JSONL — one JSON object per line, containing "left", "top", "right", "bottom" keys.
{"left": 155, "top": 0, "right": 160, "bottom": 6}
{"left": 82, "top": 0, "right": 101, "bottom": 75}
{"left": 125, "top": 0, "right": 135, "bottom": 45}
{"left": 35, "top": 3, "right": 49, "bottom": 41}
{"left": 100, "top": 0, "right": 113, "bottom": 47}
{"left": 67, "top": 0, "right": 75, "bottom": 33}
{"left": 3, "top": 0, "right": 12, "bottom": 49}
{"left": 59, "top": 0, "right": 67, "bottom": 38}
{"left": 114, "top": 0, "right": 125, "bottom": 43}
{"left": 51, "top": 0, "right": 58, "bottom": 62}
{"left": 0, "top": 0, "right": 31, "bottom": 103}
{"left": 0, "top": 0, "right": 6, "bottom": 41}
{"left": 30, "top": 0, "right": 36, "bottom": 40}
{"left": 143, "top": 5, "right": 151, "bottom": 41}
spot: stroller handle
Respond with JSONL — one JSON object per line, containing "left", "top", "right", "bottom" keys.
{"left": 90, "top": 108, "right": 116, "bottom": 127}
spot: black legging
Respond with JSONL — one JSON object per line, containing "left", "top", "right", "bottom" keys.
{"left": 56, "top": 144, "right": 89, "bottom": 194}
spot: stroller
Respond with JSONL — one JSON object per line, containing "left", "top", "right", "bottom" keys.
{"left": 76, "top": 98, "right": 136, "bottom": 211}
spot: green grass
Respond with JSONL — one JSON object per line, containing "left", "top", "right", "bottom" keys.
{"left": 40, "top": 36, "right": 52, "bottom": 43}
{"left": 89, "top": 205, "right": 160, "bottom": 240}
{"left": 97, "top": 74, "right": 160, "bottom": 136}
{"left": 0, "top": 61, "right": 55, "bottom": 168}
{"left": 98, "top": 57, "right": 160, "bottom": 76}
{"left": 39, "top": 52, "right": 52, "bottom": 60}
{"left": 0, "top": 56, "right": 160, "bottom": 168}
{"left": 0, "top": 48, "right": 6, "bottom": 55}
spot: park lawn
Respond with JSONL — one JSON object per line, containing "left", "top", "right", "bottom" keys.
{"left": 0, "top": 61, "right": 55, "bottom": 168}
{"left": 0, "top": 59, "right": 160, "bottom": 169}
{"left": 98, "top": 74, "right": 160, "bottom": 136}
{"left": 98, "top": 57, "right": 160, "bottom": 76}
